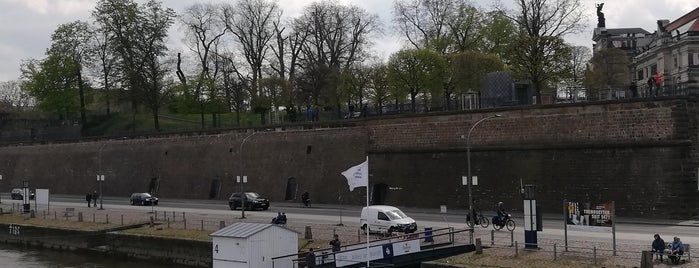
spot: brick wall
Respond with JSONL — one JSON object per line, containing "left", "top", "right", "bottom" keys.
{"left": 366, "top": 98, "right": 698, "bottom": 218}
{"left": 0, "top": 98, "right": 697, "bottom": 218}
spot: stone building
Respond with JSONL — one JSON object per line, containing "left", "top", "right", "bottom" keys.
{"left": 593, "top": 7, "right": 699, "bottom": 97}
{"left": 632, "top": 7, "right": 699, "bottom": 95}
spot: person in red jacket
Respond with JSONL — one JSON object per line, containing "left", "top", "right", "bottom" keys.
{"left": 654, "top": 73, "right": 663, "bottom": 95}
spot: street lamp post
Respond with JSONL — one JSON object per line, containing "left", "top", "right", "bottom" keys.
{"left": 97, "top": 175, "right": 105, "bottom": 210}
{"left": 237, "top": 175, "right": 248, "bottom": 219}
{"left": 466, "top": 114, "right": 502, "bottom": 229}
{"left": 237, "top": 131, "right": 257, "bottom": 219}
{"left": 0, "top": 175, "right": 3, "bottom": 204}
{"left": 22, "top": 180, "right": 29, "bottom": 213}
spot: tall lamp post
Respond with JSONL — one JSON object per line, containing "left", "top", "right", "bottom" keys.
{"left": 238, "top": 131, "right": 257, "bottom": 219}
{"left": 97, "top": 175, "right": 105, "bottom": 210}
{"left": 466, "top": 114, "right": 502, "bottom": 228}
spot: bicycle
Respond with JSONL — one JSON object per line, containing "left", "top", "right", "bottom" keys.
{"left": 466, "top": 210, "right": 490, "bottom": 228}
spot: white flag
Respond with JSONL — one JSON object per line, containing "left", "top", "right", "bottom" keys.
{"left": 342, "top": 157, "right": 368, "bottom": 191}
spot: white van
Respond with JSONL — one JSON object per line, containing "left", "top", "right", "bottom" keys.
{"left": 360, "top": 205, "right": 417, "bottom": 235}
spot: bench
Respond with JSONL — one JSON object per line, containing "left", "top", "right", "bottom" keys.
{"left": 662, "top": 244, "right": 691, "bottom": 264}
{"left": 63, "top": 208, "right": 75, "bottom": 217}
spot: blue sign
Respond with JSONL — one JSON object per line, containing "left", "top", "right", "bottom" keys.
{"left": 382, "top": 244, "right": 393, "bottom": 258}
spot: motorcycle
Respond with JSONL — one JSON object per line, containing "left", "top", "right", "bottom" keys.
{"left": 301, "top": 192, "right": 311, "bottom": 207}
{"left": 492, "top": 213, "right": 516, "bottom": 231}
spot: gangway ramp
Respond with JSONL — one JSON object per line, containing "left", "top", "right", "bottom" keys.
{"left": 272, "top": 227, "right": 475, "bottom": 267}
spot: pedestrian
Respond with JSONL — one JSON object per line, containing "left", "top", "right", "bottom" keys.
{"left": 312, "top": 105, "right": 319, "bottom": 121}
{"left": 629, "top": 82, "right": 638, "bottom": 98}
{"left": 305, "top": 248, "right": 316, "bottom": 267}
{"left": 92, "top": 191, "right": 98, "bottom": 207}
{"left": 306, "top": 105, "right": 314, "bottom": 122}
{"left": 654, "top": 73, "right": 663, "bottom": 95}
{"left": 85, "top": 192, "right": 92, "bottom": 207}
{"left": 329, "top": 234, "right": 341, "bottom": 252}
{"left": 651, "top": 234, "right": 665, "bottom": 261}
{"left": 647, "top": 76, "right": 655, "bottom": 96}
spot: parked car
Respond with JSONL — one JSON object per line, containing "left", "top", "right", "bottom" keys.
{"left": 129, "top": 193, "right": 158, "bottom": 206}
{"left": 10, "top": 188, "right": 34, "bottom": 200}
{"left": 360, "top": 205, "right": 417, "bottom": 235}
{"left": 228, "top": 192, "right": 270, "bottom": 211}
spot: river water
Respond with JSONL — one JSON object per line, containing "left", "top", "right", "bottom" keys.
{"left": 0, "top": 243, "right": 193, "bottom": 268}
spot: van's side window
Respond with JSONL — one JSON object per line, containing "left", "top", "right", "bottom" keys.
{"left": 378, "top": 212, "right": 389, "bottom": 221}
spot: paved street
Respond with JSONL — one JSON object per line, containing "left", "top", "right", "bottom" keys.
{"left": 2, "top": 194, "right": 698, "bottom": 267}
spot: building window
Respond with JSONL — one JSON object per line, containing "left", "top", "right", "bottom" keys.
{"left": 637, "top": 70, "right": 644, "bottom": 80}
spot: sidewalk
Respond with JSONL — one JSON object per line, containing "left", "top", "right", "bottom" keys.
{"left": 271, "top": 201, "right": 699, "bottom": 227}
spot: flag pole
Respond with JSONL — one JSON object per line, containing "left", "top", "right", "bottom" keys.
{"left": 366, "top": 180, "right": 370, "bottom": 268}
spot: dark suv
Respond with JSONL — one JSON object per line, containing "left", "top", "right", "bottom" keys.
{"left": 10, "top": 188, "right": 35, "bottom": 200}
{"left": 129, "top": 193, "right": 158, "bottom": 206}
{"left": 228, "top": 192, "right": 269, "bottom": 211}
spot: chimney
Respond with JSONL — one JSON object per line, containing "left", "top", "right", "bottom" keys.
{"left": 657, "top": 20, "right": 669, "bottom": 33}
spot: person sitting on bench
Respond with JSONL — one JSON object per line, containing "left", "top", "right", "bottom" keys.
{"left": 651, "top": 234, "right": 666, "bottom": 261}
{"left": 667, "top": 236, "right": 685, "bottom": 264}
{"left": 271, "top": 212, "right": 287, "bottom": 224}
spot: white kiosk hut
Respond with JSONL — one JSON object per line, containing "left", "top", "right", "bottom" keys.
{"left": 210, "top": 222, "right": 299, "bottom": 268}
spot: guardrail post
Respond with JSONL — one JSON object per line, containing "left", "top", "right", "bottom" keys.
{"left": 184, "top": 219, "right": 187, "bottom": 230}
{"left": 554, "top": 243, "right": 557, "bottom": 260}
{"left": 201, "top": 219, "right": 204, "bottom": 231}
{"left": 106, "top": 214, "right": 109, "bottom": 224}
{"left": 92, "top": 213, "right": 95, "bottom": 223}
{"left": 510, "top": 230, "right": 514, "bottom": 247}
{"left": 491, "top": 230, "right": 494, "bottom": 245}
{"left": 121, "top": 215, "right": 124, "bottom": 225}
{"left": 305, "top": 226, "right": 313, "bottom": 239}
{"left": 475, "top": 238, "right": 482, "bottom": 254}
{"left": 515, "top": 241, "right": 518, "bottom": 257}
{"left": 593, "top": 246, "right": 597, "bottom": 265}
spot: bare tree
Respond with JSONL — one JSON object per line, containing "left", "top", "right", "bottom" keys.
{"left": 499, "top": 0, "right": 585, "bottom": 103}
{"left": 569, "top": 45, "right": 591, "bottom": 84}
{"left": 294, "top": 2, "right": 380, "bottom": 117}
{"left": 180, "top": 2, "right": 228, "bottom": 128}
{"left": 90, "top": 24, "right": 119, "bottom": 115}
{"left": 269, "top": 20, "right": 308, "bottom": 108}
{"left": 0, "top": 80, "right": 34, "bottom": 110}
{"left": 392, "top": 0, "right": 484, "bottom": 54}
{"left": 223, "top": 0, "right": 280, "bottom": 124}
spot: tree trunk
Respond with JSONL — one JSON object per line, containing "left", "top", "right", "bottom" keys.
{"left": 77, "top": 68, "right": 87, "bottom": 128}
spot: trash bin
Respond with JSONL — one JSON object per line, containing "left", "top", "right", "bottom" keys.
{"left": 424, "top": 227, "right": 433, "bottom": 242}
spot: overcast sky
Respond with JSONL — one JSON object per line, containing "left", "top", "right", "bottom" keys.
{"left": 0, "top": 0, "right": 696, "bottom": 81}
